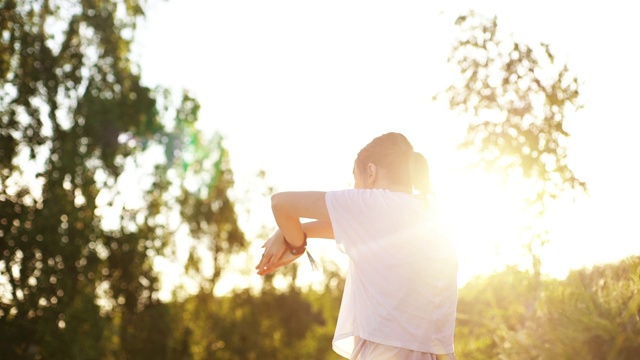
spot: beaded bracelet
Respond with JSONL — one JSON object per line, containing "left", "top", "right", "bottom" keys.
{"left": 283, "top": 232, "right": 307, "bottom": 255}
{"left": 283, "top": 232, "right": 320, "bottom": 271}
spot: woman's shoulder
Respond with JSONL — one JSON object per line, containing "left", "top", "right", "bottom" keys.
{"left": 327, "top": 188, "right": 405, "bottom": 200}
{"left": 327, "top": 189, "right": 428, "bottom": 211}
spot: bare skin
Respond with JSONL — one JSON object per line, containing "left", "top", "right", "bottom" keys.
{"left": 255, "top": 162, "right": 410, "bottom": 275}
{"left": 256, "top": 219, "right": 333, "bottom": 275}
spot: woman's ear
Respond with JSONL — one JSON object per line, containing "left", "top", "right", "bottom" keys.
{"left": 366, "top": 163, "right": 377, "bottom": 187}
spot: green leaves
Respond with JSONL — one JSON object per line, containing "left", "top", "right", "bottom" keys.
{"left": 455, "top": 256, "right": 640, "bottom": 359}
{"left": 439, "top": 10, "right": 588, "bottom": 299}
{"left": 441, "top": 10, "right": 586, "bottom": 199}
{"left": 0, "top": 1, "right": 246, "bottom": 358}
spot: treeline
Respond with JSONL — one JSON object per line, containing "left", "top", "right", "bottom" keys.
{"left": 102, "top": 254, "right": 640, "bottom": 359}
{"left": 455, "top": 255, "right": 640, "bottom": 359}
{"left": 116, "top": 254, "right": 640, "bottom": 359}
{"left": 4, "top": 252, "right": 638, "bottom": 359}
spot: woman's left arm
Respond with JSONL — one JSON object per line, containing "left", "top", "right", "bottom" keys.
{"left": 257, "top": 191, "right": 330, "bottom": 274}
{"left": 271, "top": 191, "right": 330, "bottom": 247}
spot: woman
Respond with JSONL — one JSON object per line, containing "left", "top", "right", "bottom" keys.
{"left": 256, "top": 132, "right": 457, "bottom": 359}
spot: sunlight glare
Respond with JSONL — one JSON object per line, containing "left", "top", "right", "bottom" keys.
{"left": 436, "top": 167, "right": 531, "bottom": 286}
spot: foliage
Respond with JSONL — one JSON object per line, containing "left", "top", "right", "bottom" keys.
{"left": 4, "top": 1, "right": 636, "bottom": 359}
{"left": 441, "top": 10, "right": 585, "bottom": 195}
{"left": 512, "top": 256, "right": 640, "bottom": 360}
{"left": 129, "top": 263, "right": 346, "bottom": 360}
{"left": 0, "top": 0, "right": 245, "bottom": 358}
{"left": 454, "top": 266, "right": 534, "bottom": 359}
{"left": 438, "top": 10, "right": 587, "bottom": 291}
{"left": 454, "top": 256, "right": 640, "bottom": 360}
{"left": 439, "top": 10, "right": 639, "bottom": 359}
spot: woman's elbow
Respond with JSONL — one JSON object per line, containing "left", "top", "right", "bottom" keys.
{"left": 271, "top": 192, "right": 289, "bottom": 215}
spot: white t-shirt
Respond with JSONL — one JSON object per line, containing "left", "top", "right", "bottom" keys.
{"left": 325, "top": 189, "right": 458, "bottom": 358}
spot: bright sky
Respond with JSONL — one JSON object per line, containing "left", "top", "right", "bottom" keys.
{"left": 132, "top": 0, "right": 640, "bottom": 296}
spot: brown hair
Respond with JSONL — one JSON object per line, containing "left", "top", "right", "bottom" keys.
{"left": 355, "top": 132, "right": 430, "bottom": 196}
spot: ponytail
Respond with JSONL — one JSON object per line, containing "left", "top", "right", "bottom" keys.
{"left": 410, "top": 151, "right": 430, "bottom": 197}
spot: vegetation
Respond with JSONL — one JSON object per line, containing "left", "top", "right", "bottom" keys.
{"left": 437, "top": 10, "right": 587, "bottom": 285}
{"left": 0, "top": 0, "right": 245, "bottom": 358}
{"left": 439, "top": 11, "right": 639, "bottom": 360}
{"left": 1, "top": 1, "right": 637, "bottom": 359}
{"left": 455, "top": 256, "right": 640, "bottom": 360}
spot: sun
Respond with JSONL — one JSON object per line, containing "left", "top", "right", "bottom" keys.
{"left": 433, "top": 167, "right": 533, "bottom": 286}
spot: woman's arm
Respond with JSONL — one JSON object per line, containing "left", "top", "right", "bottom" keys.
{"left": 256, "top": 220, "right": 333, "bottom": 275}
{"left": 270, "top": 191, "right": 330, "bottom": 247}
{"left": 255, "top": 191, "right": 332, "bottom": 275}
{"left": 302, "top": 219, "right": 334, "bottom": 240}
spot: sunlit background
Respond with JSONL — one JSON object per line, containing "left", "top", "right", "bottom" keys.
{"left": 131, "top": 0, "right": 640, "bottom": 299}
{"left": 4, "top": 1, "right": 640, "bottom": 358}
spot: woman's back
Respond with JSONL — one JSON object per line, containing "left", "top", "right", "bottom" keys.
{"left": 327, "top": 189, "right": 457, "bottom": 356}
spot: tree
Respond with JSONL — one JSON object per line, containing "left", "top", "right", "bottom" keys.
{"left": 438, "top": 10, "right": 586, "bottom": 292}
{"left": 0, "top": 1, "right": 246, "bottom": 358}
{"left": 171, "top": 99, "right": 247, "bottom": 294}
{"left": 166, "top": 259, "right": 347, "bottom": 360}
{"left": 454, "top": 256, "right": 640, "bottom": 359}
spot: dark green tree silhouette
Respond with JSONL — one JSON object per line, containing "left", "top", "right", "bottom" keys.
{"left": 0, "top": 1, "right": 245, "bottom": 358}
{"left": 166, "top": 259, "right": 346, "bottom": 360}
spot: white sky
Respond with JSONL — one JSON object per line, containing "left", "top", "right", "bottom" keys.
{"left": 132, "top": 0, "right": 640, "bottom": 295}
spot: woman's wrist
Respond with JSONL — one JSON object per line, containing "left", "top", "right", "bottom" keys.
{"left": 283, "top": 232, "right": 307, "bottom": 255}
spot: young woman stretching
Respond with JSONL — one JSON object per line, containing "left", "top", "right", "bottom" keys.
{"left": 256, "top": 132, "right": 457, "bottom": 359}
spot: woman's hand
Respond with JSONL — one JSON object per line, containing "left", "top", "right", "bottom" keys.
{"left": 257, "top": 249, "right": 304, "bottom": 276}
{"left": 256, "top": 229, "right": 298, "bottom": 275}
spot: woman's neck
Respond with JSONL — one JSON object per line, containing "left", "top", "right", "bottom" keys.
{"left": 371, "top": 178, "right": 412, "bottom": 194}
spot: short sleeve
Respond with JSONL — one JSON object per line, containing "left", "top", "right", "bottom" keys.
{"left": 325, "top": 190, "right": 371, "bottom": 254}
{"left": 325, "top": 189, "right": 423, "bottom": 257}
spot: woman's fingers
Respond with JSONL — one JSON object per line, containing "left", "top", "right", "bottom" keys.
{"left": 258, "top": 252, "right": 281, "bottom": 275}
{"left": 256, "top": 238, "right": 278, "bottom": 270}
{"left": 256, "top": 245, "right": 282, "bottom": 273}
{"left": 258, "top": 251, "right": 303, "bottom": 276}
{"left": 267, "top": 246, "right": 286, "bottom": 269}
{"left": 262, "top": 236, "right": 272, "bottom": 248}
{"left": 255, "top": 250, "right": 270, "bottom": 270}
{"left": 256, "top": 229, "right": 298, "bottom": 275}
{"left": 259, "top": 252, "right": 274, "bottom": 270}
